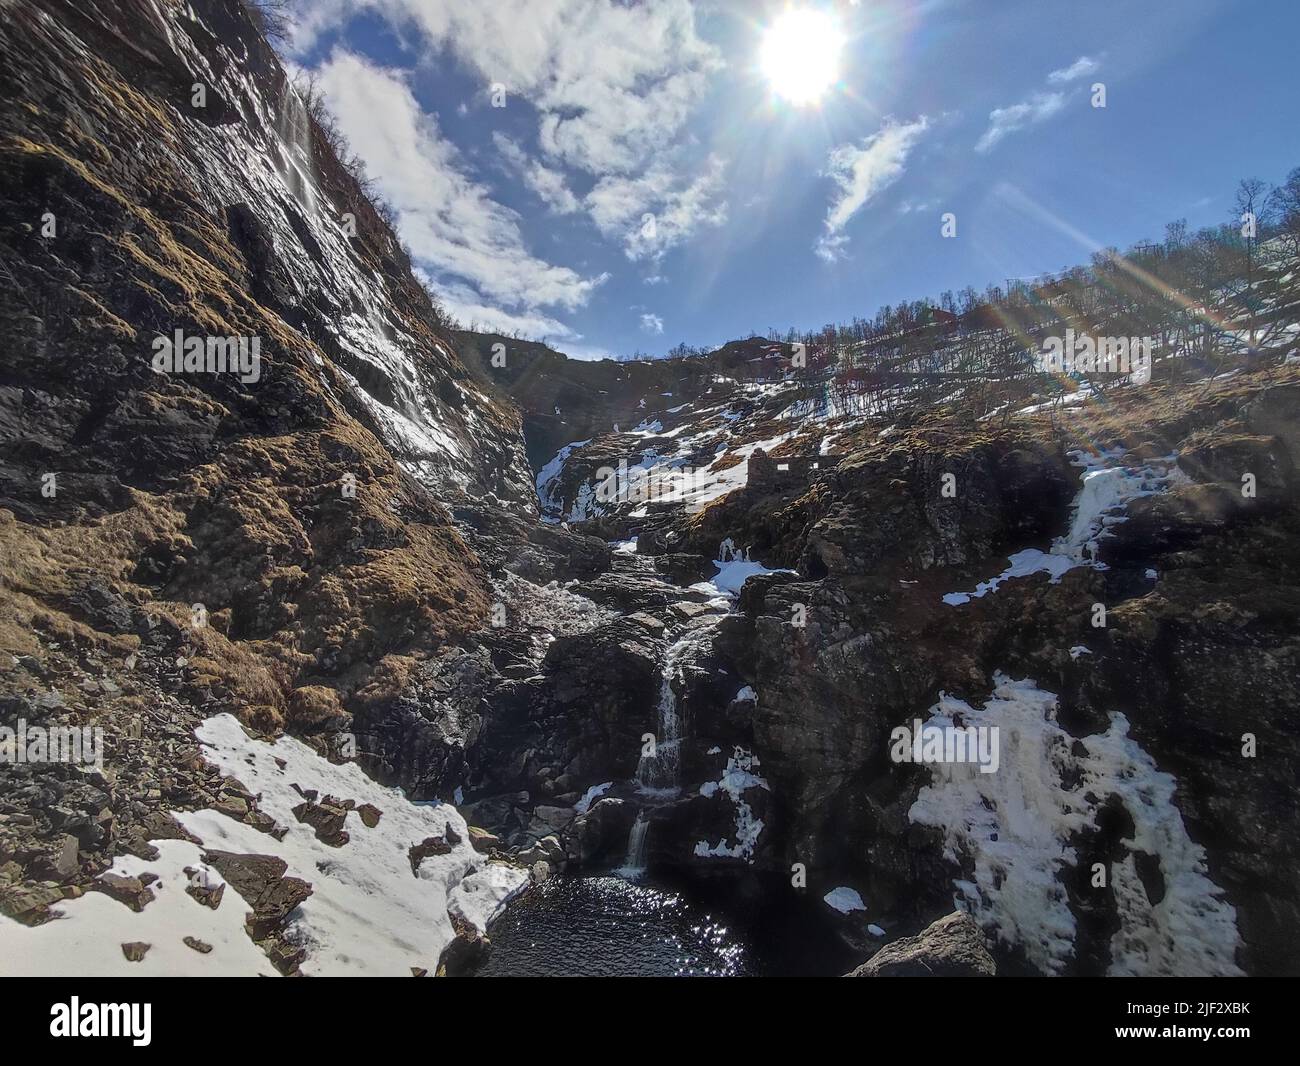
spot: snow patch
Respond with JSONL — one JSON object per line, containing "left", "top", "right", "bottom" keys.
{"left": 0, "top": 840, "right": 272, "bottom": 976}
{"left": 694, "top": 747, "right": 770, "bottom": 863}
{"left": 907, "top": 674, "right": 1241, "bottom": 976}
{"left": 695, "top": 558, "right": 795, "bottom": 598}
{"left": 823, "top": 887, "right": 867, "bottom": 914}
{"left": 0, "top": 715, "right": 529, "bottom": 976}
{"left": 535, "top": 438, "right": 591, "bottom": 519}
{"left": 942, "top": 450, "right": 1185, "bottom": 606}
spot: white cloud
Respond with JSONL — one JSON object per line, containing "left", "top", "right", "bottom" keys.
{"left": 975, "top": 59, "right": 1096, "bottom": 154}
{"left": 1047, "top": 55, "right": 1099, "bottom": 84}
{"left": 898, "top": 197, "right": 937, "bottom": 215}
{"left": 358, "top": 0, "right": 724, "bottom": 177}
{"left": 492, "top": 132, "right": 581, "bottom": 215}
{"left": 640, "top": 312, "right": 664, "bottom": 335}
{"left": 294, "top": 0, "right": 727, "bottom": 261}
{"left": 418, "top": 274, "right": 579, "bottom": 341}
{"left": 312, "top": 50, "right": 605, "bottom": 325}
{"left": 815, "top": 117, "right": 929, "bottom": 261}
{"left": 975, "top": 91, "right": 1066, "bottom": 153}
{"left": 587, "top": 156, "right": 728, "bottom": 261}
{"left": 813, "top": 233, "right": 849, "bottom": 264}
{"left": 561, "top": 342, "right": 620, "bottom": 362}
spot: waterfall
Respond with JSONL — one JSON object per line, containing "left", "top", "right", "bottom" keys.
{"left": 619, "top": 812, "right": 650, "bottom": 876}
{"left": 634, "top": 624, "right": 696, "bottom": 790}
{"left": 273, "top": 81, "right": 319, "bottom": 216}
{"left": 620, "top": 615, "right": 724, "bottom": 878}
{"left": 635, "top": 620, "right": 717, "bottom": 793}
{"left": 635, "top": 657, "right": 681, "bottom": 792}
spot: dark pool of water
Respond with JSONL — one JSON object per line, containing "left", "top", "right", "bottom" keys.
{"left": 478, "top": 871, "right": 856, "bottom": 977}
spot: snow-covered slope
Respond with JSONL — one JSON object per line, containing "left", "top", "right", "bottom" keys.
{"left": 0, "top": 714, "right": 527, "bottom": 976}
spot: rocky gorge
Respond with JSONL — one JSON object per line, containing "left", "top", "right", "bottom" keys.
{"left": 1, "top": 0, "right": 1298, "bottom": 978}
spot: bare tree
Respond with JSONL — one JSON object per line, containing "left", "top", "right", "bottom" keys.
{"left": 1268, "top": 167, "right": 1300, "bottom": 261}
{"left": 242, "top": 0, "right": 293, "bottom": 44}
{"left": 1234, "top": 177, "right": 1272, "bottom": 348}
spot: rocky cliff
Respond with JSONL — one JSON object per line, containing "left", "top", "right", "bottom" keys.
{"left": 466, "top": 295, "right": 1300, "bottom": 976}
{"left": 0, "top": 0, "right": 546, "bottom": 954}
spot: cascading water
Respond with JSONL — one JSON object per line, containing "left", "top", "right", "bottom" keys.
{"left": 619, "top": 812, "right": 651, "bottom": 876}
{"left": 273, "top": 81, "right": 319, "bottom": 216}
{"left": 635, "top": 618, "right": 719, "bottom": 793}
{"left": 621, "top": 616, "right": 724, "bottom": 876}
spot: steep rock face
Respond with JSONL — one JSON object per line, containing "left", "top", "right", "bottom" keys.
{"left": 456, "top": 331, "right": 713, "bottom": 472}
{"left": 681, "top": 425, "right": 1076, "bottom": 576}
{"left": 2, "top": 1, "right": 533, "bottom": 515}
{"left": 0, "top": 0, "right": 538, "bottom": 719}
{"left": 0, "top": 0, "right": 541, "bottom": 907}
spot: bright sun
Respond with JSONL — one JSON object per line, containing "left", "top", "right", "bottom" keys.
{"left": 760, "top": 8, "right": 845, "bottom": 106}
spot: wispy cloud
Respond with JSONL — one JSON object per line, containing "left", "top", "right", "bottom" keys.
{"left": 976, "top": 56, "right": 1100, "bottom": 153}
{"left": 975, "top": 91, "right": 1066, "bottom": 153}
{"left": 421, "top": 275, "right": 580, "bottom": 340}
{"left": 898, "top": 197, "right": 938, "bottom": 215}
{"left": 588, "top": 156, "right": 729, "bottom": 261}
{"left": 639, "top": 312, "right": 664, "bottom": 334}
{"left": 313, "top": 50, "right": 606, "bottom": 321}
{"left": 816, "top": 117, "right": 929, "bottom": 262}
{"left": 1048, "top": 55, "right": 1099, "bottom": 84}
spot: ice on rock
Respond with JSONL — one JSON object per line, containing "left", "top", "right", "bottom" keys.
{"left": 908, "top": 674, "right": 1242, "bottom": 976}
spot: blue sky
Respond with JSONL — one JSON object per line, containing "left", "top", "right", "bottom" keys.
{"left": 287, "top": 0, "right": 1300, "bottom": 359}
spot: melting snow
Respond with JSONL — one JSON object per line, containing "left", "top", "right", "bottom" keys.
{"left": 942, "top": 450, "right": 1186, "bottom": 605}
{"left": 536, "top": 438, "right": 592, "bottom": 519}
{"left": 907, "top": 674, "right": 1242, "bottom": 976}
{"left": 694, "top": 558, "right": 795, "bottom": 598}
{"left": 695, "top": 747, "right": 770, "bottom": 863}
{"left": 574, "top": 782, "right": 613, "bottom": 814}
{"left": 0, "top": 840, "right": 272, "bottom": 976}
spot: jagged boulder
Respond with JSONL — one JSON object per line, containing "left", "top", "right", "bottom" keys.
{"left": 652, "top": 553, "right": 713, "bottom": 584}
{"left": 846, "top": 912, "right": 996, "bottom": 977}
{"left": 202, "top": 851, "right": 312, "bottom": 941}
